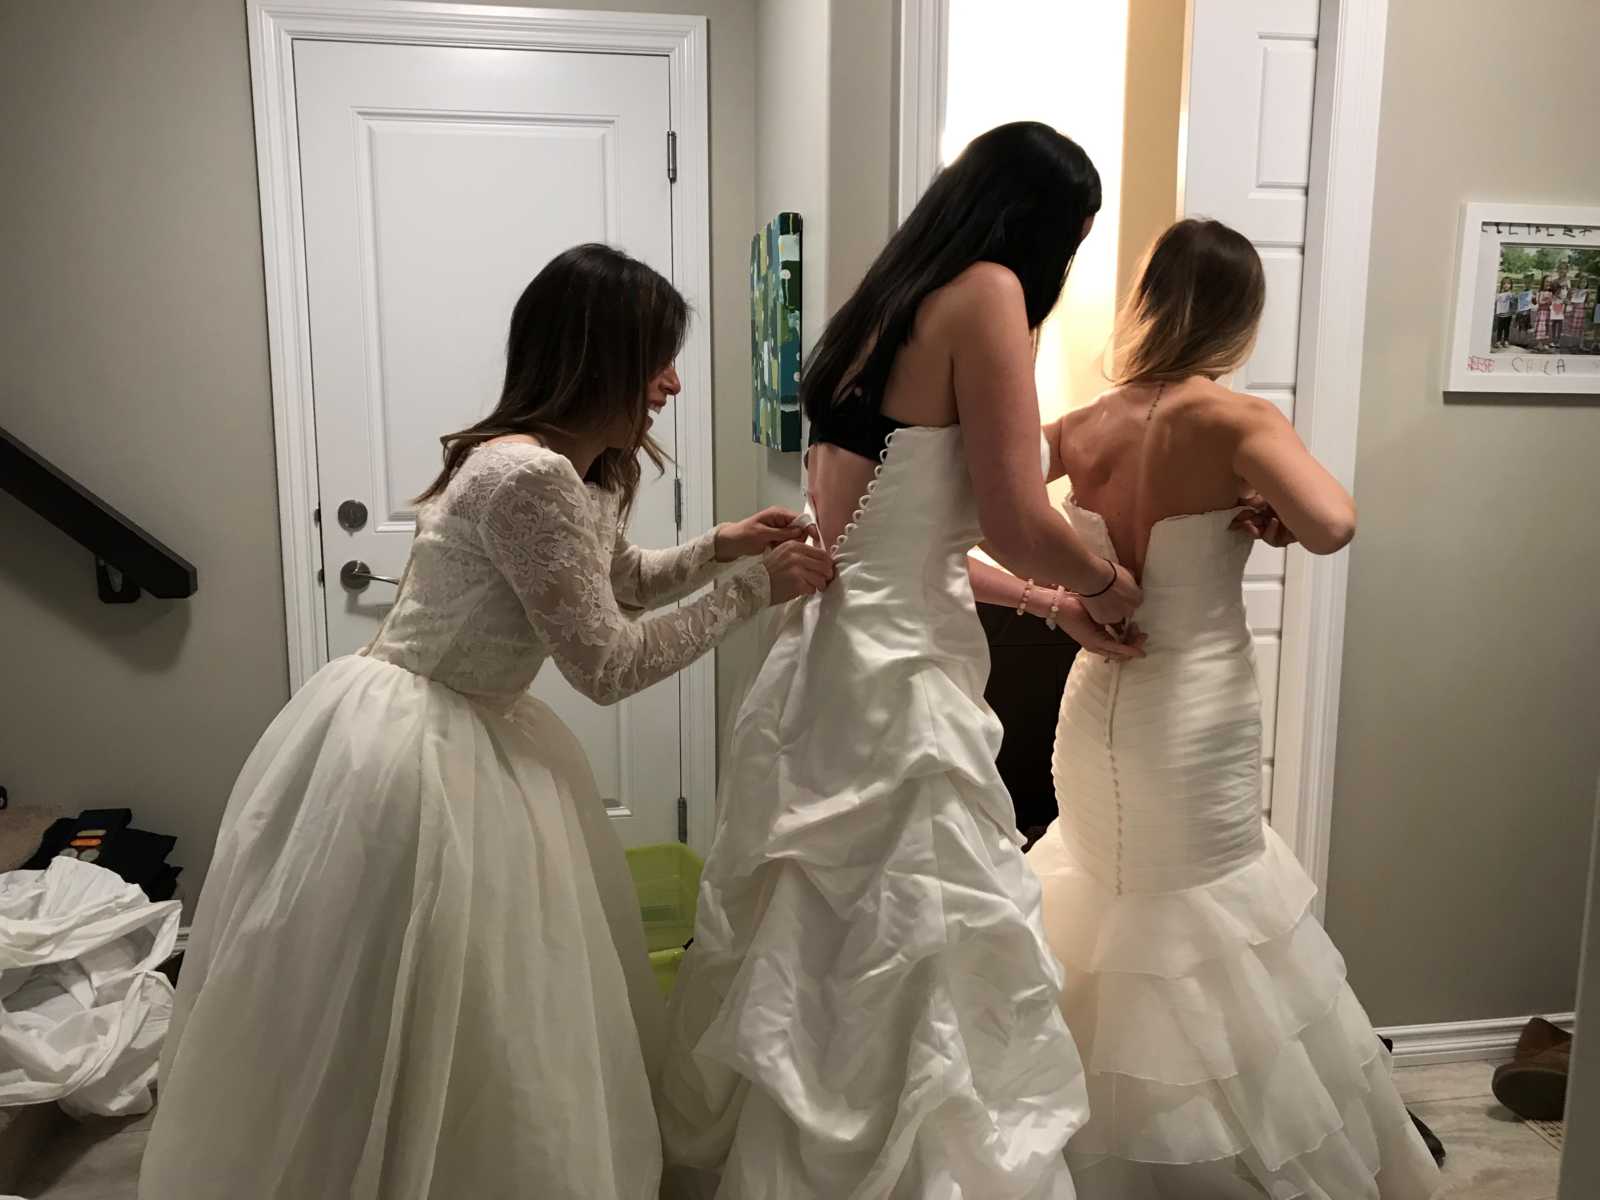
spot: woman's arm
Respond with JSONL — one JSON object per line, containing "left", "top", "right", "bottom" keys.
{"left": 480, "top": 458, "right": 771, "bottom": 706}
{"left": 1042, "top": 415, "right": 1068, "bottom": 484}
{"left": 609, "top": 527, "right": 723, "bottom": 611}
{"left": 968, "top": 557, "right": 1146, "bottom": 660}
{"left": 968, "top": 555, "right": 1044, "bottom": 611}
{"left": 944, "top": 265, "right": 1141, "bottom": 622}
{"left": 1230, "top": 393, "right": 1356, "bottom": 555}
{"left": 611, "top": 505, "right": 813, "bottom": 611}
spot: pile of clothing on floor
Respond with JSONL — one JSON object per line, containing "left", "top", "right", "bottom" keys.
{"left": 0, "top": 803, "right": 182, "bottom": 1118}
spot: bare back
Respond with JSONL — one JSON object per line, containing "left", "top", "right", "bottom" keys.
{"left": 1056, "top": 378, "right": 1247, "bottom": 580}
{"left": 806, "top": 277, "right": 965, "bottom": 549}
{"left": 806, "top": 261, "right": 1124, "bottom": 604}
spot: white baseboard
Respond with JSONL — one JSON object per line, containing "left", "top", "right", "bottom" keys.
{"left": 1379, "top": 1013, "right": 1577, "bottom": 1067}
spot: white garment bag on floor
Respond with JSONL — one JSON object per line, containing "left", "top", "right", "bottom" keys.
{"left": 0, "top": 856, "right": 179, "bottom": 1117}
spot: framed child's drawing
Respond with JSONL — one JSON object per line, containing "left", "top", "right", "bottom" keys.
{"left": 1446, "top": 202, "right": 1600, "bottom": 395}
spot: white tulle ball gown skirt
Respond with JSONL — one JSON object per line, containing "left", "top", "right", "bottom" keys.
{"left": 138, "top": 654, "right": 666, "bottom": 1200}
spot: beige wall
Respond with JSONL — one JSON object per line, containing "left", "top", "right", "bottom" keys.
{"left": 745, "top": 0, "right": 895, "bottom": 523}
{"left": 0, "top": 0, "right": 764, "bottom": 903}
{"left": 823, "top": 0, "right": 896, "bottom": 316}
{"left": 0, "top": 0, "right": 287, "bottom": 908}
{"left": 1116, "top": 0, "right": 1184, "bottom": 305}
{"left": 1324, "top": 0, "right": 1600, "bottom": 1025}
{"left": 715, "top": 0, "right": 830, "bottom": 721}
{"left": 723, "top": 0, "right": 896, "bottom": 718}
{"left": 750, "top": 0, "right": 829, "bottom": 524}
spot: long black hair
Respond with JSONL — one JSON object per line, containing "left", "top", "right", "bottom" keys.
{"left": 418, "top": 243, "right": 687, "bottom": 517}
{"left": 801, "top": 121, "right": 1101, "bottom": 421}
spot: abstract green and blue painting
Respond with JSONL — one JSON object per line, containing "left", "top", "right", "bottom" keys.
{"left": 751, "top": 212, "right": 802, "bottom": 451}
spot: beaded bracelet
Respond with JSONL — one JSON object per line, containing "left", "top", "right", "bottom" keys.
{"left": 1016, "top": 578, "right": 1035, "bottom": 615}
{"left": 1044, "top": 586, "right": 1064, "bottom": 631}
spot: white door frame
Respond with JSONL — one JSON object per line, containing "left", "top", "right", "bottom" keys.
{"left": 895, "top": 0, "right": 947, "bottom": 223}
{"left": 247, "top": 0, "right": 721, "bottom": 849}
{"left": 1266, "top": 0, "right": 1387, "bottom": 911}
{"left": 896, "top": 0, "right": 1388, "bottom": 908}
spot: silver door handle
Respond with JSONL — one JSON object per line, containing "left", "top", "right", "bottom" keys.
{"left": 339, "top": 560, "right": 400, "bottom": 591}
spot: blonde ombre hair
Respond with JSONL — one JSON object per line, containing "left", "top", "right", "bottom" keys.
{"left": 1112, "top": 219, "right": 1265, "bottom": 385}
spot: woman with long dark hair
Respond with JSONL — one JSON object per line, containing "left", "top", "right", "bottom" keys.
{"left": 660, "top": 123, "right": 1139, "bottom": 1199}
{"left": 140, "top": 245, "right": 834, "bottom": 1200}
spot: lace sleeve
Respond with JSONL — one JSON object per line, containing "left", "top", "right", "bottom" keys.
{"left": 609, "top": 524, "right": 726, "bottom": 610}
{"left": 480, "top": 457, "right": 769, "bottom": 706}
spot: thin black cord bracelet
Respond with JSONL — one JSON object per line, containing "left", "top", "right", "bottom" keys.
{"left": 1075, "top": 557, "right": 1118, "bottom": 599}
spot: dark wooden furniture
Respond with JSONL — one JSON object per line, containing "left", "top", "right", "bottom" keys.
{"left": 979, "top": 602, "right": 1081, "bottom": 845}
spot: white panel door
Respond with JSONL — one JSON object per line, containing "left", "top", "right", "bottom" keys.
{"left": 1182, "top": 0, "right": 1320, "bottom": 823}
{"left": 294, "top": 39, "right": 684, "bottom": 846}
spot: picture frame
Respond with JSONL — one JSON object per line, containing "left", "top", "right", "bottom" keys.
{"left": 1445, "top": 202, "right": 1600, "bottom": 395}
{"left": 751, "top": 212, "right": 803, "bottom": 451}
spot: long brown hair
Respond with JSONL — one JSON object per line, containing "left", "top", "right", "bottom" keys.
{"left": 1112, "top": 218, "right": 1264, "bottom": 385}
{"left": 418, "top": 244, "right": 687, "bottom": 516}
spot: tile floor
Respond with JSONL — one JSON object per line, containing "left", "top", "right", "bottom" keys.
{"left": 1395, "top": 1060, "right": 1566, "bottom": 1200}
{"left": 10, "top": 1061, "right": 1568, "bottom": 1198}
{"left": 13, "top": 1107, "right": 151, "bottom": 1200}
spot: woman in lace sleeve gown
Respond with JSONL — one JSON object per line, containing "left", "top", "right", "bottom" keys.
{"left": 138, "top": 245, "right": 834, "bottom": 1200}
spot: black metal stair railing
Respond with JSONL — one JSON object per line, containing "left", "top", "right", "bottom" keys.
{"left": 1, "top": 425, "right": 197, "bottom": 603}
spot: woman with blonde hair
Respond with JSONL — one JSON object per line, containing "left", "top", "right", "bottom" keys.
{"left": 1024, "top": 218, "right": 1444, "bottom": 1197}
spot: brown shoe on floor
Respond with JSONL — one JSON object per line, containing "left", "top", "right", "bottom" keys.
{"left": 1492, "top": 1017, "right": 1573, "bottom": 1121}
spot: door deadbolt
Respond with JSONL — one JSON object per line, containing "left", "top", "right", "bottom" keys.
{"left": 337, "top": 499, "right": 369, "bottom": 532}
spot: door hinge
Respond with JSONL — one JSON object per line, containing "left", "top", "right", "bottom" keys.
{"left": 666, "top": 130, "right": 678, "bottom": 183}
{"left": 312, "top": 506, "right": 321, "bottom": 525}
{"left": 674, "top": 477, "right": 684, "bottom": 528}
{"left": 677, "top": 796, "right": 688, "bottom": 844}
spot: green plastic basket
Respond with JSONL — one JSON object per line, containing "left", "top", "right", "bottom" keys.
{"left": 649, "top": 946, "right": 687, "bottom": 996}
{"left": 625, "top": 842, "right": 703, "bottom": 995}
